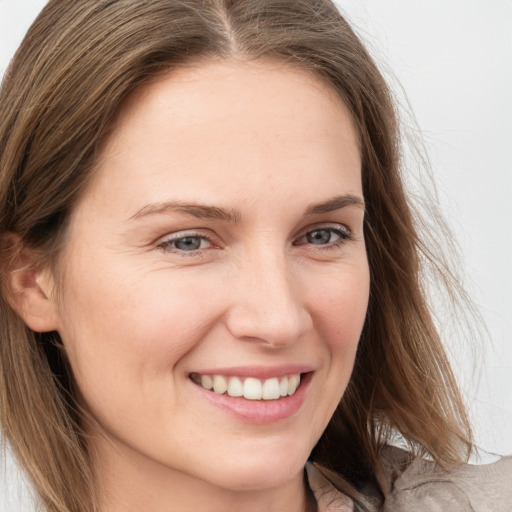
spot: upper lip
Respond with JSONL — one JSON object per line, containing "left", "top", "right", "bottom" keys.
{"left": 189, "top": 364, "right": 314, "bottom": 379}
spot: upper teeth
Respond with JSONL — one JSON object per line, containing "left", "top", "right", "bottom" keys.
{"left": 193, "top": 374, "right": 301, "bottom": 400}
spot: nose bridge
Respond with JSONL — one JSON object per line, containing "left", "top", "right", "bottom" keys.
{"left": 226, "top": 241, "right": 311, "bottom": 345}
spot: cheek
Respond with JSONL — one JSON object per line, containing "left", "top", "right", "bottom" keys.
{"left": 309, "top": 262, "right": 369, "bottom": 384}
{"left": 313, "top": 262, "right": 369, "bottom": 341}
{"left": 56, "top": 260, "right": 220, "bottom": 414}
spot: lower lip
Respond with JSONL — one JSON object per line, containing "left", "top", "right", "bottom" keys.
{"left": 190, "top": 373, "right": 312, "bottom": 424}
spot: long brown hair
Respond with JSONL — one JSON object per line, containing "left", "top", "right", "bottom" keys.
{"left": 0, "top": 1, "right": 472, "bottom": 511}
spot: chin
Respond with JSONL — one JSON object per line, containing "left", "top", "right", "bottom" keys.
{"left": 203, "top": 442, "right": 310, "bottom": 492}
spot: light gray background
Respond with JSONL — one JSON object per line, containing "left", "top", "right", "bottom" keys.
{"left": 1, "top": 0, "right": 511, "bottom": 509}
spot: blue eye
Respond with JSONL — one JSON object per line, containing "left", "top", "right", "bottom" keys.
{"left": 297, "top": 227, "right": 351, "bottom": 247}
{"left": 159, "top": 235, "right": 211, "bottom": 253}
{"left": 174, "top": 236, "right": 205, "bottom": 251}
{"left": 306, "top": 229, "right": 336, "bottom": 245}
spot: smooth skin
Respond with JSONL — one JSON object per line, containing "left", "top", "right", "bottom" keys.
{"left": 12, "top": 60, "right": 370, "bottom": 512}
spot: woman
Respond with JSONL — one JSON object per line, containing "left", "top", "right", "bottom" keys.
{"left": 0, "top": 1, "right": 510, "bottom": 511}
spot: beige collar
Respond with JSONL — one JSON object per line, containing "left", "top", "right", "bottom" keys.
{"left": 306, "top": 463, "right": 354, "bottom": 512}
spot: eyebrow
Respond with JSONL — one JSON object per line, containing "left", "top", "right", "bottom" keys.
{"left": 129, "top": 194, "right": 364, "bottom": 223}
{"left": 303, "top": 194, "right": 365, "bottom": 216}
{"left": 130, "top": 201, "right": 242, "bottom": 223}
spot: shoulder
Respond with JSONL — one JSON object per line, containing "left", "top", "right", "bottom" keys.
{"left": 308, "top": 448, "right": 512, "bottom": 512}
{"left": 381, "top": 447, "right": 512, "bottom": 512}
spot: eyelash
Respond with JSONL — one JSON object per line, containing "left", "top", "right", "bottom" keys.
{"left": 156, "top": 225, "right": 353, "bottom": 256}
{"left": 156, "top": 233, "right": 214, "bottom": 256}
{"left": 294, "top": 225, "right": 353, "bottom": 249}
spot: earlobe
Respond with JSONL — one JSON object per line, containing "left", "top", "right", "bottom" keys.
{"left": 4, "top": 243, "right": 61, "bottom": 333}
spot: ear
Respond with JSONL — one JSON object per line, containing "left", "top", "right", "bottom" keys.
{"left": 4, "top": 239, "right": 61, "bottom": 333}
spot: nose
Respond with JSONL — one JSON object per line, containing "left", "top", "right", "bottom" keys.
{"left": 224, "top": 247, "right": 313, "bottom": 347}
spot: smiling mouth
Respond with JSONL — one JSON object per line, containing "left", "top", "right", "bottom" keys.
{"left": 189, "top": 373, "right": 302, "bottom": 401}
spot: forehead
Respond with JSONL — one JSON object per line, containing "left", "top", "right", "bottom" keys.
{"left": 79, "top": 59, "right": 362, "bottom": 218}
{"left": 109, "top": 60, "right": 357, "bottom": 143}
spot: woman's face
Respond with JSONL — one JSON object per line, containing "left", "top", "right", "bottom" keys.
{"left": 50, "top": 61, "right": 369, "bottom": 494}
